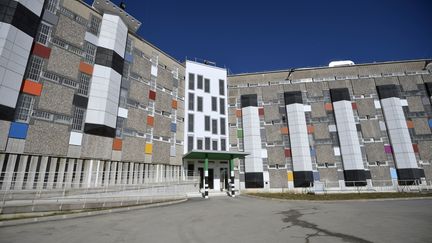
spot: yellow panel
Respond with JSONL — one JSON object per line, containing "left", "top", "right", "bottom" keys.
{"left": 145, "top": 143, "right": 153, "bottom": 154}
{"left": 287, "top": 171, "right": 294, "bottom": 181}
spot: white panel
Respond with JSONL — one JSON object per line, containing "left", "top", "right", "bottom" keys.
{"left": 261, "top": 149, "right": 267, "bottom": 158}
{"left": 17, "top": 0, "right": 44, "bottom": 16}
{"left": 303, "top": 104, "right": 311, "bottom": 112}
{"left": 98, "top": 14, "right": 127, "bottom": 57}
{"left": 86, "top": 65, "right": 121, "bottom": 128}
{"left": 286, "top": 104, "right": 313, "bottom": 171}
{"left": 329, "top": 124, "right": 337, "bottom": 132}
{"left": 333, "top": 100, "right": 364, "bottom": 170}
{"left": 333, "top": 147, "right": 341, "bottom": 156}
{"left": 381, "top": 97, "right": 417, "bottom": 169}
{"left": 69, "top": 132, "right": 83, "bottom": 146}
{"left": 118, "top": 107, "right": 128, "bottom": 118}
{"left": 0, "top": 23, "right": 33, "bottom": 108}
{"left": 151, "top": 65, "right": 158, "bottom": 76}
{"left": 84, "top": 32, "right": 99, "bottom": 46}
{"left": 242, "top": 106, "right": 263, "bottom": 172}
{"left": 400, "top": 99, "right": 408, "bottom": 106}
{"left": 374, "top": 100, "right": 381, "bottom": 109}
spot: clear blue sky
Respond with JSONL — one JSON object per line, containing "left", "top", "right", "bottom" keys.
{"left": 85, "top": 0, "right": 432, "bottom": 74}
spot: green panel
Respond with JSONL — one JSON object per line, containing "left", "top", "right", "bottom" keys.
{"left": 237, "top": 129, "right": 243, "bottom": 138}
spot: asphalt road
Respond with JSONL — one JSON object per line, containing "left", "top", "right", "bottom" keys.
{"left": 0, "top": 196, "right": 431, "bottom": 243}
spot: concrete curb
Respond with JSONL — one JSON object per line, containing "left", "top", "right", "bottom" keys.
{"left": 242, "top": 194, "right": 432, "bottom": 203}
{"left": 0, "top": 198, "right": 188, "bottom": 227}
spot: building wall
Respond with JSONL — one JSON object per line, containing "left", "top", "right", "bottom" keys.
{"left": 0, "top": 0, "right": 185, "bottom": 188}
{"left": 228, "top": 61, "right": 432, "bottom": 187}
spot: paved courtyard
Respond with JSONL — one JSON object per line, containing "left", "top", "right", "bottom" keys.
{"left": 0, "top": 196, "right": 431, "bottom": 243}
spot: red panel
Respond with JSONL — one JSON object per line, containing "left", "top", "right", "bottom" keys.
{"left": 258, "top": 107, "right": 264, "bottom": 116}
{"left": 32, "top": 43, "right": 51, "bottom": 59}
{"left": 147, "top": 115, "right": 154, "bottom": 126}
{"left": 284, "top": 149, "right": 291, "bottom": 157}
{"left": 412, "top": 144, "right": 419, "bottom": 153}
{"left": 79, "top": 61, "right": 94, "bottom": 75}
{"left": 149, "top": 90, "right": 156, "bottom": 100}
{"left": 351, "top": 102, "right": 357, "bottom": 110}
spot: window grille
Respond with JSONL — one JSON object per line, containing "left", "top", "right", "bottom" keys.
{"left": 72, "top": 107, "right": 85, "bottom": 131}
{"left": 26, "top": 56, "right": 43, "bottom": 82}
{"left": 83, "top": 42, "right": 97, "bottom": 64}
{"left": 78, "top": 73, "right": 91, "bottom": 96}
{"left": 46, "top": 0, "right": 58, "bottom": 13}
{"left": 88, "top": 15, "right": 101, "bottom": 35}
{"left": 35, "top": 23, "right": 51, "bottom": 46}
{"left": 15, "top": 95, "right": 34, "bottom": 122}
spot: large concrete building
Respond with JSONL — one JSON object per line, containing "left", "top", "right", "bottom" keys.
{"left": 0, "top": 0, "right": 431, "bottom": 195}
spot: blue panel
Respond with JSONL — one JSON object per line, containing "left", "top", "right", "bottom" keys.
{"left": 8, "top": 122, "right": 28, "bottom": 139}
{"left": 313, "top": 171, "right": 320, "bottom": 181}
{"left": 170, "top": 123, "right": 177, "bottom": 132}
{"left": 429, "top": 119, "right": 432, "bottom": 128}
{"left": 124, "top": 53, "right": 133, "bottom": 63}
{"left": 390, "top": 168, "right": 398, "bottom": 179}
{"left": 310, "top": 148, "right": 316, "bottom": 157}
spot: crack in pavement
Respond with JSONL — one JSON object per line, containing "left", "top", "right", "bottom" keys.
{"left": 279, "top": 209, "right": 373, "bottom": 243}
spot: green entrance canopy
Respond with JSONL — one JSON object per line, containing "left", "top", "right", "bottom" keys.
{"left": 183, "top": 150, "right": 249, "bottom": 160}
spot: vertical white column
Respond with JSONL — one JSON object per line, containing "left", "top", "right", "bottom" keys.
{"left": 83, "top": 160, "right": 93, "bottom": 188}
{"left": 104, "top": 161, "right": 111, "bottom": 186}
{"left": 94, "top": 160, "right": 101, "bottom": 187}
{"left": 36, "top": 156, "right": 48, "bottom": 190}
{"left": 122, "top": 163, "right": 129, "bottom": 184}
{"left": 64, "top": 159, "right": 74, "bottom": 188}
{"left": 95, "top": 161, "right": 103, "bottom": 187}
{"left": 138, "top": 163, "right": 144, "bottom": 184}
{"left": 155, "top": 164, "right": 160, "bottom": 183}
{"left": 110, "top": 162, "right": 117, "bottom": 185}
{"left": 73, "top": 159, "right": 83, "bottom": 188}
{"left": 381, "top": 98, "right": 418, "bottom": 172}
{"left": 2, "top": 154, "right": 17, "bottom": 190}
{"left": 242, "top": 106, "right": 263, "bottom": 172}
{"left": 287, "top": 104, "right": 313, "bottom": 172}
{"left": 55, "top": 158, "right": 66, "bottom": 189}
{"left": 117, "top": 162, "right": 123, "bottom": 185}
{"left": 333, "top": 101, "right": 364, "bottom": 170}
{"left": 14, "top": 155, "right": 28, "bottom": 190}
{"left": 47, "top": 158, "right": 58, "bottom": 189}
{"left": 133, "top": 164, "right": 139, "bottom": 184}
{"left": 128, "top": 162, "right": 134, "bottom": 184}
{"left": 144, "top": 164, "right": 149, "bottom": 183}
{"left": 25, "top": 156, "right": 39, "bottom": 190}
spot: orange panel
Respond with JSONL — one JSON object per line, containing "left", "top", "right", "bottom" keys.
{"left": 21, "top": 79, "right": 42, "bottom": 96}
{"left": 307, "top": 125, "right": 314, "bottom": 134}
{"left": 112, "top": 138, "right": 122, "bottom": 151}
{"left": 172, "top": 100, "right": 178, "bottom": 109}
{"left": 351, "top": 102, "right": 357, "bottom": 110}
{"left": 324, "top": 103, "right": 333, "bottom": 111}
{"left": 147, "top": 115, "right": 154, "bottom": 126}
{"left": 280, "top": 127, "right": 289, "bottom": 135}
{"left": 79, "top": 61, "right": 94, "bottom": 75}
{"left": 235, "top": 109, "right": 242, "bottom": 117}
{"left": 406, "top": 120, "right": 414, "bottom": 129}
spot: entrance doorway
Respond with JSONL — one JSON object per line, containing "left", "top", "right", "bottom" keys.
{"left": 198, "top": 168, "right": 214, "bottom": 189}
{"left": 220, "top": 168, "right": 229, "bottom": 191}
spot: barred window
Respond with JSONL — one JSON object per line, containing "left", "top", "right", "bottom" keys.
{"left": 88, "top": 15, "right": 101, "bottom": 35}
{"left": 72, "top": 107, "right": 85, "bottom": 131}
{"left": 46, "top": 0, "right": 58, "bottom": 13}
{"left": 83, "top": 42, "right": 97, "bottom": 64}
{"left": 26, "top": 56, "right": 43, "bottom": 82}
{"left": 15, "top": 94, "right": 33, "bottom": 123}
{"left": 35, "top": 23, "right": 51, "bottom": 46}
{"left": 78, "top": 73, "right": 91, "bottom": 96}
